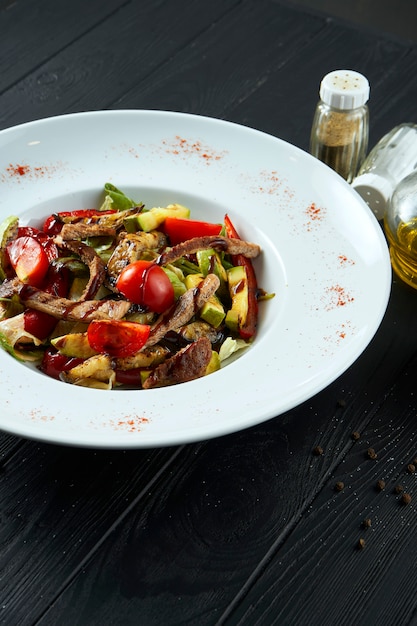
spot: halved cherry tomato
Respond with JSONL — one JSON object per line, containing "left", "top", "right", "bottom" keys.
{"left": 87, "top": 320, "right": 151, "bottom": 358}
{"left": 7, "top": 236, "right": 49, "bottom": 286}
{"left": 39, "top": 348, "right": 84, "bottom": 380}
{"left": 43, "top": 209, "right": 117, "bottom": 235}
{"left": 162, "top": 217, "right": 222, "bottom": 245}
{"left": 116, "top": 260, "right": 174, "bottom": 314}
{"left": 224, "top": 214, "right": 258, "bottom": 340}
{"left": 17, "top": 226, "right": 58, "bottom": 263}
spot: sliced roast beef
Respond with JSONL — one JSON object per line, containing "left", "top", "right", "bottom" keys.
{"left": 54, "top": 237, "right": 106, "bottom": 300}
{"left": 142, "top": 336, "right": 212, "bottom": 388}
{"left": 155, "top": 235, "right": 261, "bottom": 266}
{"left": 20, "top": 285, "right": 131, "bottom": 322}
{"left": 145, "top": 273, "right": 220, "bottom": 348}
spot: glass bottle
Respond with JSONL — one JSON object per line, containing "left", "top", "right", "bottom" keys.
{"left": 384, "top": 170, "right": 417, "bottom": 289}
{"left": 352, "top": 123, "right": 417, "bottom": 220}
{"left": 310, "top": 69, "right": 370, "bottom": 183}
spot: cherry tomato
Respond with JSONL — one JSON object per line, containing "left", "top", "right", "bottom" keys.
{"left": 116, "top": 260, "right": 174, "bottom": 314}
{"left": 163, "top": 217, "right": 222, "bottom": 245}
{"left": 7, "top": 236, "right": 49, "bottom": 286}
{"left": 39, "top": 348, "right": 84, "bottom": 380}
{"left": 24, "top": 310, "right": 58, "bottom": 340}
{"left": 17, "top": 226, "right": 58, "bottom": 262}
{"left": 43, "top": 209, "right": 117, "bottom": 235}
{"left": 87, "top": 320, "right": 150, "bottom": 357}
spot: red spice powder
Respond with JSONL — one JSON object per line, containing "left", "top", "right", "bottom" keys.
{"left": 306, "top": 202, "right": 324, "bottom": 221}
{"left": 7, "top": 163, "right": 31, "bottom": 177}
{"left": 110, "top": 416, "right": 150, "bottom": 433}
{"left": 338, "top": 254, "right": 355, "bottom": 266}
{"left": 304, "top": 202, "right": 326, "bottom": 231}
{"left": 4, "top": 162, "right": 63, "bottom": 180}
{"left": 30, "top": 409, "right": 55, "bottom": 422}
{"left": 323, "top": 284, "right": 355, "bottom": 310}
{"left": 322, "top": 322, "right": 354, "bottom": 352}
{"left": 162, "top": 136, "right": 226, "bottom": 163}
{"left": 257, "top": 170, "right": 282, "bottom": 194}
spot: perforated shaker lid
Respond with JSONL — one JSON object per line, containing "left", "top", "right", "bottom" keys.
{"left": 320, "top": 70, "right": 370, "bottom": 109}
{"left": 351, "top": 172, "right": 393, "bottom": 220}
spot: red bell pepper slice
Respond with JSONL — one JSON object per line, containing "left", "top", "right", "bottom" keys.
{"left": 39, "top": 348, "right": 84, "bottom": 380}
{"left": 224, "top": 214, "right": 258, "bottom": 340}
{"left": 87, "top": 320, "right": 151, "bottom": 358}
{"left": 43, "top": 209, "right": 117, "bottom": 235}
{"left": 163, "top": 217, "right": 222, "bottom": 245}
{"left": 115, "top": 367, "right": 143, "bottom": 386}
{"left": 24, "top": 310, "right": 59, "bottom": 341}
{"left": 23, "top": 265, "right": 70, "bottom": 340}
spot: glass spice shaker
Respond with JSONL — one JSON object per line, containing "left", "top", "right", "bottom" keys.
{"left": 310, "top": 69, "right": 370, "bottom": 183}
{"left": 352, "top": 123, "right": 417, "bottom": 220}
{"left": 384, "top": 170, "right": 417, "bottom": 289}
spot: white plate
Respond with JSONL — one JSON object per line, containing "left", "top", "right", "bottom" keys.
{"left": 0, "top": 110, "right": 391, "bottom": 448}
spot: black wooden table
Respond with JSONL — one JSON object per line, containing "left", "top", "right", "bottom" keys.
{"left": 2, "top": 1, "right": 417, "bottom": 624}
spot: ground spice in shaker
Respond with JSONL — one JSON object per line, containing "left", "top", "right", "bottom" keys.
{"left": 310, "top": 70, "right": 370, "bottom": 183}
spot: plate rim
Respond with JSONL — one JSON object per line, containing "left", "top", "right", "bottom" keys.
{"left": 0, "top": 109, "right": 392, "bottom": 448}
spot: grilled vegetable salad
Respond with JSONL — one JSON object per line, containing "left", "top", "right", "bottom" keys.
{"left": 0, "top": 184, "right": 272, "bottom": 389}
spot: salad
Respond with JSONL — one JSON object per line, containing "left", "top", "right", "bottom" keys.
{"left": 0, "top": 184, "right": 271, "bottom": 390}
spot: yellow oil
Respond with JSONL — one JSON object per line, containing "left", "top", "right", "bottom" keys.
{"left": 384, "top": 217, "right": 417, "bottom": 288}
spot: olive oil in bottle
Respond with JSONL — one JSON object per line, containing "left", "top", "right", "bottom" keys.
{"left": 384, "top": 170, "right": 417, "bottom": 289}
{"left": 310, "top": 70, "right": 370, "bottom": 183}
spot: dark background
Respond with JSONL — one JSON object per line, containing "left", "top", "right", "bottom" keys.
{"left": 285, "top": 0, "right": 417, "bottom": 42}
{"left": 2, "top": 1, "right": 417, "bottom": 625}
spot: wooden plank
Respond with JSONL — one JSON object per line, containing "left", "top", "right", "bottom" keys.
{"left": 103, "top": 3, "right": 413, "bottom": 154}
{"left": 0, "top": 440, "right": 185, "bottom": 623}
{"left": 0, "top": 0, "right": 239, "bottom": 130}
{"left": 276, "top": 0, "right": 417, "bottom": 44}
{"left": 0, "top": 2, "right": 415, "bottom": 625}
{"left": 224, "top": 313, "right": 417, "bottom": 625}
{"left": 228, "top": 20, "right": 413, "bottom": 151}
{"left": 0, "top": 433, "right": 25, "bottom": 462}
{"left": 0, "top": 0, "right": 129, "bottom": 92}
{"left": 1, "top": 4, "right": 416, "bottom": 625}
{"left": 112, "top": 0, "right": 326, "bottom": 120}
{"left": 32, "top": 279, "right": 417, "bottom": 625}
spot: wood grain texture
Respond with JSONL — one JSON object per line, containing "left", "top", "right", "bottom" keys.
{"left": 0, "top": 442, "right": 184, "bottom": 623}
{"left": 0, "top": 1, "right": 417, "bottom": 625}
{"left": 0, "top": 0, "right": 239, "bottom": 130}
{"left": 0, "top": 0, "right": 130, "bottom": 92}
{"left": 112, "top": 0, "right": 325, "bottom": 119}
{"left": 229, "top": 16, "right": 411, "bottom": 151}
{"left": 33, "top": 279, "right": 417, "bottom": 625}
{"left": 225, "top": 347, "right": 417, "bottom": 625}
{"left": 278, "top": 0, "right": 417, "bottom": 43}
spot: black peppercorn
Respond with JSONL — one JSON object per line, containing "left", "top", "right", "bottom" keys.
{"left": 313, "top": 446, "right": 324, "bottom": 456}
{"left": 367, "top": 448, "right": 377, "bottom": 460}
{"left": 401, "top": 493, "right": 412, "bottom": 505}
